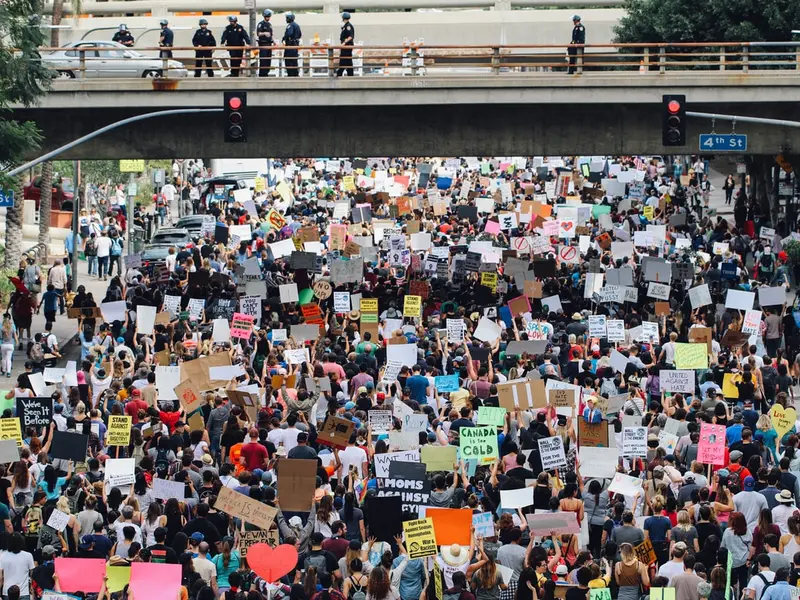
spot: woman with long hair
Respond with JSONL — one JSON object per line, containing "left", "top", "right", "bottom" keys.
{"left": 342, "top": 558, "right": 368, "bottom": 600}
{"left": 720, "top": 512, "right": 752, "bottom": 594}
{"left": 470, "top": 538, "right": 506, "bottom": 599}
{"left": 339, "top": 491, "right": 365, "bottom": 542}
{"left": 755, "top": 414, "right": 779, "bottom": 464}
{"left": 614, "top": 542, "right": 650, "bottom": 600}
{"left": 709, "top": 565, "right": 731, "bottom": 600}
{"left": 670, "top": 510, "right": 699, "bottom": 554}
{"left": 514, "top": 568, "right": 541, "bottom": 600}
{"left": 133, "top": 472, "right": 156, "bottom": 515}
{"left": 315, "top": 495, "right": 338, "bottom": 538}
{"left": 164, "top": 497, "right": 186, "bottom": 545}
{"left": 558, "top": 483, "right": 584, "bottom": 527}
{"left": 779, "top": 514, "right": 800, "bottom": 558}
{"left": 39, "top": 463, "right": 72, "bottom": 503}
{"left": 365, "top": 566, "right": 397, "bottom": 600}
{"left": 584, "top": 478, "right": 609, "bottom": 558}
{"left": 0, "top": 314, "right": 18, "bottom": 377}
{"left": 211, "top": 537, "right": 240, "bottom": 594}
{"left": 11, "top": 460, "right": 35, "bottom": 509}
{"left": 141, "top": 501, "right": 167, "bottom": 547}
{"left": 753, "top": 507, "right": 780, "bottom": 556}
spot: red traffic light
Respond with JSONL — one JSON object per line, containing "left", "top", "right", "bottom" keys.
{"left": 228, "top": 96, "right": 242, "bottom": 110}
{"left": 667, "top": 100, "right": 681, "bottom": 114}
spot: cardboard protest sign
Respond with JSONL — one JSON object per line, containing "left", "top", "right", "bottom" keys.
{"left": 276, "top": 459, "right": 318, "bottom": 512}
{"left": 578, "top": 420, "right": 610, "bottom": 448}
{"left": 240, "top": 529, "right": 280, "bottom": 556}
{"left": 180, "top": 352, "right": 232, "bottom": 391}
{"left": 634, "top": 539, "right": 657, "bottom": 566}
{"left": 420, "top": 445, "right": 457, "bottom": 472}
{"left": 318, "top": 415, "right": 356, "bottom": 449}
{"left": 174, "top": 380, "right": 204, "bottom": 414}
{"left": 214, "top": 486, "right": 278, "bottom": 530}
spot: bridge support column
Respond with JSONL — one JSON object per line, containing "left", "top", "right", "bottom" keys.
{"left": 323, "top": 1, "right": 340, "bottom": 14}
{"left": 494, "top": 0, "right": 512, "bottom": 10}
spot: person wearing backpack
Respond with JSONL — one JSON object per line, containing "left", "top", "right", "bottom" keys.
{"left": 108, "top": 234, "right": 123, "bottom": 278}
{"left": 442, "top": 571, "right": 475, "bottom": 600}
{"left": 759, "top": 247, "right": 776, "bottom": 283}
{"left": 341, "top": 558, "right": 368, "bottom": 600}
{"left": 304, "top": 532, "right": 342, "bottom": 582}
{"left": 84, "top": 233, "right": 98, "bottom": 277}
{"left": 746, "top": 554, "right": 776, "bottom": 600}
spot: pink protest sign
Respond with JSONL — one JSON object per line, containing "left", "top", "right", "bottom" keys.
{"left": 698, "top": 423, "right": 726, "bottom": 465}
{"left": 484, "top": 220, "right": 501, "bottom": 235}
{"left": 230, "top": 312, "right": 255, "bottom": 339}
{"left": 130, "top": 562, "right": 182, "bottom": 600}
{"left": 55, "top": 558, "right": 107, "bottom": 592}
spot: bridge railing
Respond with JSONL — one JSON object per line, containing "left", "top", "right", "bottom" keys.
{"left": 34, "top": 42, "right": 800, "bottom": 79}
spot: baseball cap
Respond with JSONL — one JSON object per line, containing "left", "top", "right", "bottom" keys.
{"left": 79, "top": 535, "right": 93, "bottom": 550}
{"left": 345, "top": 401, "right": 356, "bottom": 410}
{"left": 190, "top": 532, "right": 205, "bottom": 542}
{"left": 743, "top": 476, "right": 755, "bottom": 491}
{"left": 730, "top": 450, "right": 743, "bottom": 461}
{"left": 555, "top": 565, "right": 569, "bottom": 576}
{"left": 42, "top": 544, "right": 57, "bottom": 556}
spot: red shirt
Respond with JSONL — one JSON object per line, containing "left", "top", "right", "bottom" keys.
{"left": 125, "top": 399, "right": 149, "bottom": 424}
{"left": 159, "top": 410, "right": 181, "bottom": 433}
{"left": 239, "top": 441, "right": 268, "bottom": 471}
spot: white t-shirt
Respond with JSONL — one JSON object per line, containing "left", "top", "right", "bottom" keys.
{"left": 656, "top": 560, "right": 685, "bottom": 585}
{"left": 161, "top": 184, "right": 177, "bottom": 203}
{"left": 193, "top": 556, "right": 217, "bottom": 585}
{"left": 0, "top": 550, "right": 35, "bottom": 595}
{"left": 165, "top": 254, "right": 177, "bottom": 273}
{"left": 110, "top": 520, "right": 142, "bottom": 545}
{"left": 339, "top": 445, "right": 368, "bottom": 478}
{"left": 747, "top": 571, "right": 775, "bottom": 600}
{"left": 95, "top": 236, "right": 113, "bottom": 258}
{"left": 279, "top": 427, "right": 300, "bottom": 453}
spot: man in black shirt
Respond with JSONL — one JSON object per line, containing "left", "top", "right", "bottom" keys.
{"left": 506, "top": 453, "right": 536, "bottom": 482}
{"left": 143, "top": 527, "right": 179, "bottom": 563}
{"left": 182, "top": 503, "right": 222, "bottom": 555}
{"left": 449, "top": 406, "right": 475, "bottom": 434}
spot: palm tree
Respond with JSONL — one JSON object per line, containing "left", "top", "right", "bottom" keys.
{"left": 38, "top": 161, "right": 53, "bottom": 259}
{"left": 4, "top": 176, "right": 25, "bottom": 271}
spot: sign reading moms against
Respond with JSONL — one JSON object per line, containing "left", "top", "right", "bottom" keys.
{"left": 214, "top": 486, "right": 278, "bottom": 530}
{"left": 538, "top": 436, "right": 567, "bottom": 471}
{"left": 402, "top": 518, "right": 438, "bottom": 559}
{"left": 459, "top": 426, "right": 499, "bottom": 461}
{"left": 16, "top": 397, "right": 52, "bottom": 428}
{"left": 375, "top": 461, "right": 431, "bottom": 514}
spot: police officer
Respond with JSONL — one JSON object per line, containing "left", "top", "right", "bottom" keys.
{"left": 567, "top": 14, "right": 585, "bottom": 74}
{"left": 112, "top": 24, "right": 134, "bottom": 47}
{"left": 159, "top": 19, "right": 174, "bottom": 59}
{"left": 192, "top": 18, "right": 216, "bottom": 78}
{"left": 221, "top": 15, "right": 251, "bottom": 77}
{"left": 336, "top": 12, "right": 355, "bottom": 77}
{"left": 257, "top": 9, "right": 274, "bottom": 77}
{"left": 282, "top": 12, "right": 302, "bottom": 77}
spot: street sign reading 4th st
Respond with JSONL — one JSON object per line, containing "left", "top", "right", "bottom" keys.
{"left": 0, "top": 190, "right": 14, "bottom": 208}
{"left": 699, "top": 134, "right": 748, "bottom": 152}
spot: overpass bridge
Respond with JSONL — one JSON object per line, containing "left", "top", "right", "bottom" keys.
{"left": 14, "top": 42, "right": 800, "bottom": 159}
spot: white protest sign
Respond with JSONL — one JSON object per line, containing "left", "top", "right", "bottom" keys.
{"left": 588, "top": 315, "right": 607, "bottom": 338}
{"left": 606, "top": 320, "right": 625, "bottom": 342}
{"left": 538, "top": 436, "right": 567, "bottom": 471}
{"left": 622, "top": 427, "right": 647, "bottom": 457}
{"left": 659, "top": 370, "right": 696, "bottom": 393}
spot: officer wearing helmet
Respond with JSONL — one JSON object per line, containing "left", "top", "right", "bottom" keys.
{"left": 159, "top": 19, "right": 174, "bottom": 59}
{"left": 221, "top": 15, "right": 251, "bottom": 77}
{"left": 567, "top": 14, "right": 585, "bottom": 74}
{"left": 192, "top": 18, "right": 216, "bottom": 77}
{"left": 282, "top": 12, "right": 302, "bottom": 77}
{"left": 112, "top": 24, "right": 134, "bottom": 47}
{"left": 336, "top": 12, "right": 354, "bottom": 77}
{"left": 257, "top": 9, "right": 274, "bottom": 77}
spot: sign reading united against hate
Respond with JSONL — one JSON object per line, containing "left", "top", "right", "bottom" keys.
{"left": 698, "top": 423, "right": 726, "bottom": 465}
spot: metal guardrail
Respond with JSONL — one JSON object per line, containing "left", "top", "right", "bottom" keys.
{"left": 24, "top": 242, "right": 49, "bottom": 261}
{"left": 35, "top": 42, "right": 800, "bottom": 79}
{"left": 46, "top": 0, "right": 626, "bottom": 17}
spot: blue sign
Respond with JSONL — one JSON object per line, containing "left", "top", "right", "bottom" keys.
{"left": 721, "top": 262, "right": 737, "bottom": 280}
{"left": 699, "top": 134, "right": 747, "bottom": 152}
{"left": 0, "top": 190, "right": 14, "bottom": 208}
{"left": 435, "top": 374, "right": 460, "bottom": 393}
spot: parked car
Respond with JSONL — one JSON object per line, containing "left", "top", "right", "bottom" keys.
{"left": 23, "top": 176, "right": 74, "bottom": 211}
{"left": 175, "top": 215, "right": 207, "bottom": 237}
{"left": 43, "top": 41, "right": 189, "bottom": 79}
{"left": 140, "top": 244, "right": 171, "bottom": 275}
{"left": 149, "top": 228, "right": 192, "bottom": 248}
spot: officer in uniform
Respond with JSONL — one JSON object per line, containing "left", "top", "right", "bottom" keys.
{"left": 192, "top": 18, "right": 216, "bottom": 77}
{"left": 159, "top": 19, "right": 174, "bottom": 59}
{"left": 282, "top": 12, "right": 302, "bottom": 77}
{"left": 336, "top": 12, "right": 355, "bottom": 77}
{"left": 567, "top": 14, "right": 585, "bottom": 74}
{"left": 257, "top": 9, "right": 274, "bottom": 77}
{"left": 112, "top": 24, "right": 134, "bottom": 47}
{"left": 221, "top": 15, "right": 251, "bottom": 77}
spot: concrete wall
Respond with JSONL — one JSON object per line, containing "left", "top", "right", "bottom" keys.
{"left": 15, "top": 101, "right": 800, "bottom": 158}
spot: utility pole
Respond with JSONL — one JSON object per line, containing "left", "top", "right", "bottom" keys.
{"left": 246, "top": 0, "right": 256, "bottom": 77}
{"left": 71, "top": 159, "right": 80, "bottom": 291}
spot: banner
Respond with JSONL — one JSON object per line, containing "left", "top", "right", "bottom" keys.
{"left": 674, "top": 343, "right": 709, "bottom": 369}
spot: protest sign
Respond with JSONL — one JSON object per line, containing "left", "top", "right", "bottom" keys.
{"left": 606, "top": 320, "right": 625, "bottom": 342}
{"left": 153, "top": 478, "right": 186, "bottom": 500}
{"left": 477, "top": 407, "right": 507, "bottom": 427}
{"left": 50, "top": 430, "right": 88, "bottom": 461}
{"left": 214, "top": 486, "right": 278, "bottom": 530}
{"left": 55, "top": 558, "right": 106, "bottom": 593}
{"left": 659, "top": 370, "right": 696, "bottom": 394}
{"left": 174, "top": 380, "right": 204, "bottom": 414}
{"left": 622, "top": 427, "right": 647, "bottom": 457}
{"left": 525, "top": 513, "right": 580, "bottom": 536}
{"left": 365, "top": 496, "right": 403, "bottom": 542}
{"left": 240, "top": 529, "right": 280, "bottom": 555}
{"left": 403, "top": 518, "right": 438, "bottom": 559}
{"left": 608, "top": 473, "right": 643, "bottom": 497}
{"left": 578, "top": 420, "right": 609, "bottom": 448}
{"left": 108, "top": 415, "right": 132, "bottom": 446}
{"left": 499, "top": 487, "right": 534, "bottom": 510}
{"left": 578, "top": 447, "right": 619, "bottom": 479}
{"left": 435, "top": 375, "right": 460, "bottom": 393}
{"left": 368, "top": 410, "right": 393, "bottom": 434}
{"left": 377, "top": 461, "right": 431, "bottom": 515}
{"left": 473, "top": 512, "right": 495, "bottom": 539}
{"left": 374, "top": 450, "right": 420, "bottom": 478}
{"left": 635, "top": 539, "right": 657, "bottom": 566}
{"left": 420, "top": 445, "right": 457, "bottom": 472}
{"left": 230, "top": 313, "right": 255, "bottom": 338}
{"left": 698, "top": 423, "right": 726, "bottom": 465}
{"left": 538, "top": 436, "right": 567, "bottom": 470}
{"left": 425, "top": 508, "right": 472, "bottom": 546}
{"left": 277, "top": 459, "right": 318, "bottom": 512}
{"left": 16, "top": 397, "right": 52, "bottom": 428}
{"left": 674, "top": 343, "right": 708, "bottom": 369}
{"left": 460, "top": 426, "right": 499, "bottom": 461}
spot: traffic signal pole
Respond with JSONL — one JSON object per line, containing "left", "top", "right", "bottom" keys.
{"left": 687, "top": 111, "right": 800, "bottom": 129}
{"left": 4, "top": 108, "right": 223, "bottom": 179}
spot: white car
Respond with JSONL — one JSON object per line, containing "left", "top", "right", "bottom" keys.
{"left": 43, "top": 40, "right": 188, "bottom": 79}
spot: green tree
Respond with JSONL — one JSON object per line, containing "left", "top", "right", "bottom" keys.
{"left": 0, "top": 0, "right": 53, "bottom": 269}
{"left": 614, "top": 0, "right": 800, "bottom": 44}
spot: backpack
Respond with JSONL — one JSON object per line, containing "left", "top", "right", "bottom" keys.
{"left": 762, "top": 366, "right": 778, "bottom": 396}
{"left": 757, "top": 572, "right": 776, "bottom": 596}
{"left": 85, "top": 237, "right": 98, "bottom": 256}
{"left": 65, "top": 486, "right": 81, "bottom": 515}
{"left": 348, "top": 576, "right": 366, "bottom": 600}
{"left": 24, "top": 504, "right": 42, "bottom": 535}
{"left": 111, "top": 237, "right": 122, "bottom": 256}
{"left": 443, "top": 590, "right": 469, "bottom": 600}
{"left": 155, "top": 448, "right": 171, "bottom": 479}
{"left": 28, "top": 340, "right": 44, "bottom": 362}
{"left": 732, "top": 236, "right": 747, "bottom": 255}
{"left": 760, "top": 253, "right": 774, "bottom": 274}
{"left": 303, "top": 552, "right": 329, "bottom": 577}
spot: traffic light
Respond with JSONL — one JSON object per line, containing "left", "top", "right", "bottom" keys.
{"left": 662, "top": 94, "right": 686, "bottom": 146}
{"left": 224, "top": 91, "right": 247, "bottom": 143}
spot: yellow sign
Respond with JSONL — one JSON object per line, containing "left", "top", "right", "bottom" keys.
{"left": 643, "top": 205, "right": 654, "bottom": 220}
{"left": 770, "top": 405, "right": 797, "bottom": 440}
{"left": 254, "top": 177, "right": 266, "bottom": 192}
{"left": 276, "top": 180, "right": 294, "bottom": 203}
{"left": 674, "top": 343, "right": 708, "bottom": 370}
{"left": 360, "top": 298, "right": 378, "bottom": 313}
{"left": 722, "top": 372, "right": 742, "bottom": 399}
{"left": 402, "top": 518, "right": 438, "bottom": 559}
{"left": 481, "top": 272, "right": 498, "bottom": 292}
{"left": 266, "top": 209, "right": 287, "bottom": 230}
{"left": 119, "top": 160, "right": 145, "bottom": 173}
{"left": 342, "top": 176, "right": 356, "bottom": 191}
{"left": 108, "top": 415, "right": 132, "bottom": 446}
{"left": 404, "top": 295, "right": 422, "bottom": 318}
{"left": 0, "top": 418, "right": 22, "bottom": 446}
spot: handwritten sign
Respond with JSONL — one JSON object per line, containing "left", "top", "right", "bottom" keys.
{"left": 214, "top": 486, "right": 278, "bottom": 530}
{"left": 107, "top": 415, "right": 132, "bottom": 446}
{"left": 698, "top": 423, "right": 726, "bottom": 465}
{"left": 538, "top": 436, "right": 567, "bottom": 471}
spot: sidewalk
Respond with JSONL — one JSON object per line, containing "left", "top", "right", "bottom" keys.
{"left": 6, "top": 256, "right": 110, "bottom": 383}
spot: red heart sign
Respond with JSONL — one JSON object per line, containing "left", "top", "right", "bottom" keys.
{"left": 561, "top": 221, "right": 574, "bottom": 231}
{"left": 246, "top": 543, "right": 299, "bottom": 583}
